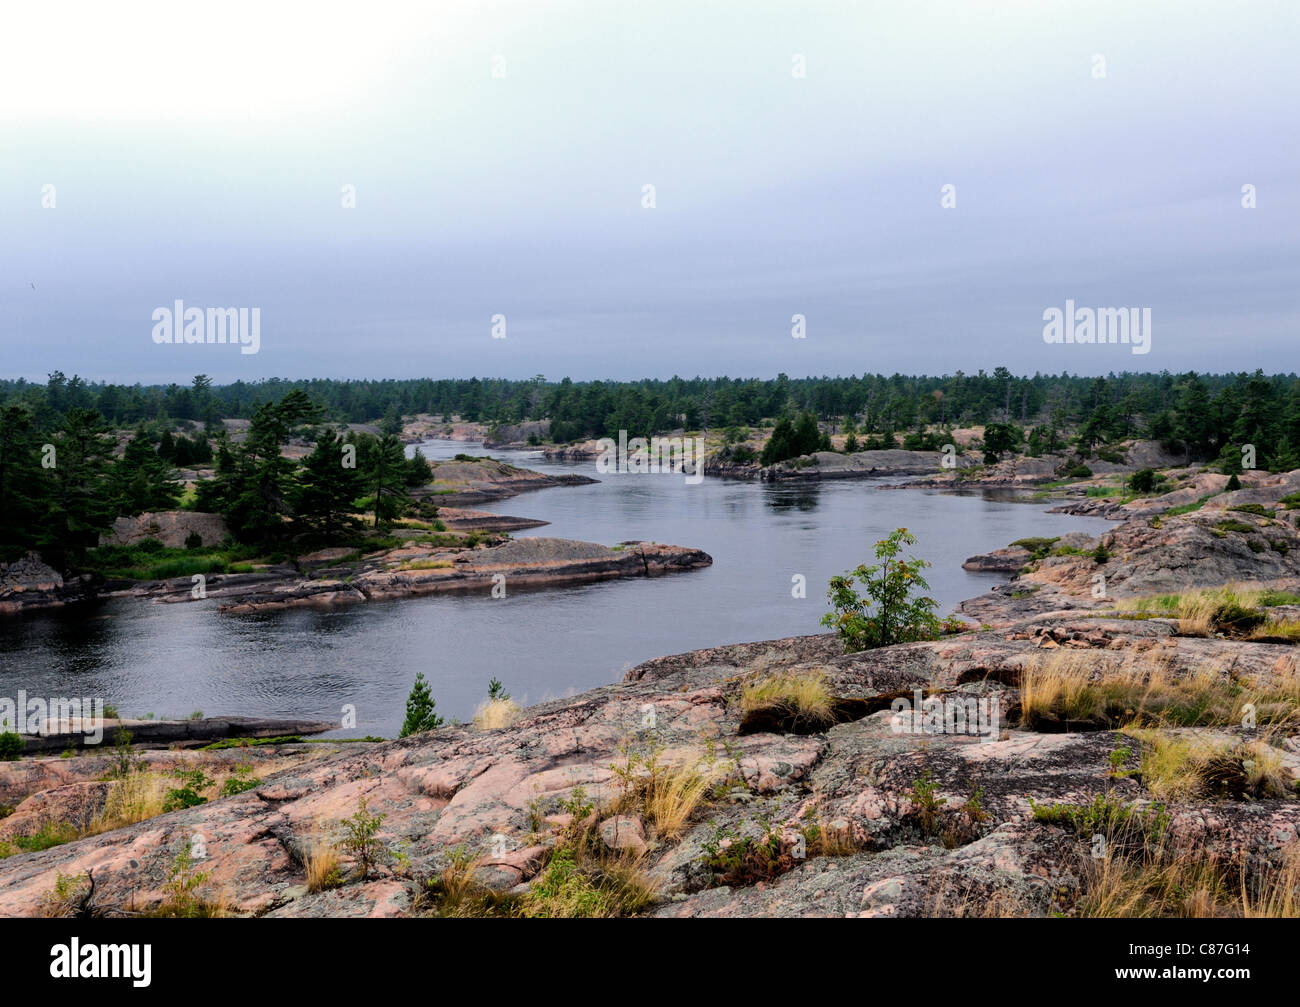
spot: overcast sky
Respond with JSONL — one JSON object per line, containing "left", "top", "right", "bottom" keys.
{"left": 2, "top": 0, "right": 1297, "bottom": 385}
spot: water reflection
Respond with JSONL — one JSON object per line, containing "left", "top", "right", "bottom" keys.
{"left": 763, "top": 483, "right": 823, "bottom": 513}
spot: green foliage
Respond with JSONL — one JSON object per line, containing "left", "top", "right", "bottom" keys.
{"left": 293, "top": 429, "right": 364, "bottom": 537}
{"left": 163, "top": 768, "right": 213, "bottom": 812}
{"left": 981, "top": 421, "right": 1022, "bottom": 461}
{"left": 821, "top": 528, "right": 940, "bottom": 652}
{"left": 1010, "top": 536, "right": 1059, "bottom": 560}
{"left": 0, "top": 721, "right": 21, "bottom": 761}
{"left": 700, "top": 818, "right": 794, "bottom": 887}
{"left": 107, "top": 727, "right": 142, "bottom": 779}
{"left": 760, "top": 411, "right": 822, "bottom": 466}
{"left": 218, "top": 764, "right": 261, "bottom": 797}
{"left": 200, "top": 734, "right": 302, "bottom": 750}
{"left": 340, "top": 798, "right": 388, "bottom": 879}
{"left": 150, "top": 842, "right": 219, "bottom": 917}
{"left": 906, "top": 769, "right": 947, "bottom": 834}
{"left": 1128, "top": 468, "right": 1158, "bottom": 493}
{"left": 487, "top": 678, "right": 511, "bottom": 702}
{"left": 80, "top": 541, "right": 258, "bottom": 581}
{"left": 109, "top": 427, "right": 183, "bottom": 515}
{"left": 556, "top": 786, "right": 594, "bottom": 822}
{"left": 0, "top": 821, "right": 78, "bottom": 859}
{"left": 196, "top": 389, "right": 324, "bottom": 545}
{"left": 1030, "top": 792, "right": 1170, "bottom": 855}
{"left": 400, "top": 671, "right": 444, "bottom": 737}
{"left": 363, "top": 433, "right": 412, "bottom": 529}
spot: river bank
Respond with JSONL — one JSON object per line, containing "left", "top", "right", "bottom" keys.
{"left": 1, "top": 467, "right": 1298, "bottom": 917}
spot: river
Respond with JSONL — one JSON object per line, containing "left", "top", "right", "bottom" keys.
{"left": 0, "top": 441, "right": 1112, "bottom": 737}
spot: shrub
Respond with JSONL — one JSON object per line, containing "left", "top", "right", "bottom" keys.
{"left": 0, "top": 723, "right": 22, "bottom": 761}
{"left": 163, "top": 768, "right": 213, "bottom": 812}
{"left": 149, "top": 843, "right": 224, "bottom": 917}
{"left": 184, "top": 531, "right": 203, "bottom": 550}
{"left": 218, "top": 764, "right": 261, "bottom": 797}
{"left": 515, "top": 844, "right": 654, "bottom": 918}
{"left": 1128, "top": 468, "right": 1157, "bottom": 493}
{"left": 339, "top": 798, "right": 388, "bottom": 880}
{"left": 700, "top": 820, "right": 796, "bottom": 887}
{"left": 821, "top": 528, "right": 940, "bottom": 652}
{"left": 1067, "top": 463, "right": 1093, "bottom": 478}
{"left": 1010, "top": 536, "right": 1058, "bottom": 560}
{"left": 0, "top": 821, "right": 78, "bottom": 859}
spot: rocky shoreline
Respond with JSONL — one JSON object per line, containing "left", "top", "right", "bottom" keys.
{"left": 2, "top": 465, "right": 1299, "bottom": 917}
{"left": 0, "top": 456, "right": 703, "bottom": 616}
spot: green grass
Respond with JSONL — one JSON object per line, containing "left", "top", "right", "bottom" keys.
{"left": 199, "top": 735, "right": 385, "bottom": 750}
{"left": 1229, "top": 503, "right": 1276, "bottom": 518}
{"left": 81, "top": 542, "right": 262, "bottom": 581}
{"left": 1030, "top": 792, "right": 1170, "bottom": 852}
{"left": 200, "top": 735, "right": 304, "bottom": 750}
{"left": 1213, "top": 519, "right": 1258, "bottom": 536}
{"left": 1164, "top": 495, "right": 1217, "bottom": 517}
{"left": 0, "top": 821, "right": 78, "bottom": 859}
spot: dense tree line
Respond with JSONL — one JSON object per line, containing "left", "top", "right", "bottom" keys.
{"left": 6, "top": 368, "right": 1300, "bottom": 566}
{"left": 6, "top": 369, "right": 1299, "bottom": 458}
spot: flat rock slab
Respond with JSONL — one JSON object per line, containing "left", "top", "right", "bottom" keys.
{"left": 21, "top": 716, "right": 336, "bottom": 754}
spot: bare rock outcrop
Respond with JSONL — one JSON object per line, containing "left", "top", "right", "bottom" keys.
{"left": 1, "top": 609, "right": 1295, "bottom": 918}
{"left": 100, "top": 511, "right": 230, "bottom": 549}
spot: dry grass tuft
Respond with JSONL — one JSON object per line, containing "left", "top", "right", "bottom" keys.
{"left": 473, "top": 697, "right": 523, "bottom": 731}
{"left": 90, "top": 772, "right": 170, "bottom": 834}
{"left": 738, "top": 669, "right": 836, "bottom": 733}
{"left": 1017, "top": 650, "right": 1300, "bottom": 732}
{"left": 1123, "top": 727, "right": 1293, "bottom": 802}
{"left": 1081, "top": 842, "right": 1300, "bottom": 918}
{"left": 305, "top": 832, "right": 344, "bottom": 893}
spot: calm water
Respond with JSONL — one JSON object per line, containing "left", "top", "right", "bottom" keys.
{"left": 0, "top": 442, "right": 1111, "bottom": 737}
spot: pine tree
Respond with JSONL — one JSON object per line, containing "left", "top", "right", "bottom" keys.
{"left": 793, "top": 412, "right": 821, "bottom": 456}
{"left": 211, "top": 390, "right": 322, "bottom": 544}
{"left": 0, "top": 405, "right": 46, "bottom": 560}
{"left": 294, "top": 430, "right": 363, "bottom": 537}
{"left": 760, "top": 416, "right": 795, "bottom": 466}
{"left": 40, "top": 409, "right": 117, "bottom": 569}
{"left": 400, "top": 672, "right": 444, "bottom": 737}
{"left": 110, "top": 427, "right": 182, "bottom": 515}
{"left": 366, "top": 434, "right": 410, "bottom": 528}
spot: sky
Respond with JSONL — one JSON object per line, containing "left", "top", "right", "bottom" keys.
{"left": 1, "top": 0, "right": 1297, "bottom": 385}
